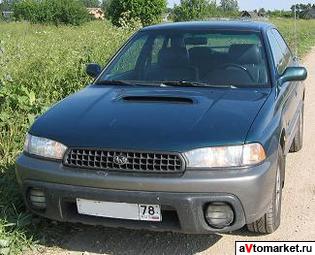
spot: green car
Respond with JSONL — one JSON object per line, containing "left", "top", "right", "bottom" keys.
{"left": 16, "top": 21, "right": 307, "bottom": 234}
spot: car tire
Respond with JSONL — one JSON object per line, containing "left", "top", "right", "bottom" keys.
{"left": 289, "top": 104, "right": 304, "bottom": 153}
{"left": 247, "top": 146, "right": 284, "bottom": 234}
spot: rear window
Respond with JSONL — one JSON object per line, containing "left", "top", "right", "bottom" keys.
{"left": 100, "top": 30, "right": 269, "bottom": 87}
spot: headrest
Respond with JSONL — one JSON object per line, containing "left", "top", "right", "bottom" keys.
{"left": 229, "top": 44, "right": 261, "bottom": 65}
{"left": 158, "top": 47, "right": 189, "bottom": 68}
{"left": 189, "top": 47, "right": 213, "bottom": 63}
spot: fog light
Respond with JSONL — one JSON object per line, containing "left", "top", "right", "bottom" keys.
{"left": 29, "top": 189, "right": 46, "bottom": 209}
{"left": 205, "top": 202, "right": 234, "bottom": 229}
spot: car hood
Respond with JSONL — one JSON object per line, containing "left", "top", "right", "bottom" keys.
{"left": 30, "top": 85, "right": 270, "bottom": 152}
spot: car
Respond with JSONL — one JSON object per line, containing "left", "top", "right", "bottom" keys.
{"left": 16, "top": 21, "right": 307, "bottom": 235}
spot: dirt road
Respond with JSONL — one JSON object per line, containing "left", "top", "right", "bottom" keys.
{"left": 31, "top": 49, "right": 315, "bottom": 255}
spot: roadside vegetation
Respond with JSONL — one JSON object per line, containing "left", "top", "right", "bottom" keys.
{"left": 107, "top": 0, "right": 167, "bottom": 27}
{"left": 1, "top": 8, "right": 315, "bottom": 255}
{"left": 272, "top": 18, "right": 315, "bottom": 56}
{"left": 172, "top": 0, "right": 239, "bottom": 21}
{"left": 0, "top": 21, "right": 131, "bottom": 254}
{"left": 12, "top": 0, "right": 90, "bottom": 26}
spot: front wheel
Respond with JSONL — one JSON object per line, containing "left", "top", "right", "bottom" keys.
{"left": 247, "top": 146, "right": 284, "bottom": 234}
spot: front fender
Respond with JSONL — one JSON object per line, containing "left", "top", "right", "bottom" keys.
{"left": 245, "top": 89, "right": 283, "bottom": 159}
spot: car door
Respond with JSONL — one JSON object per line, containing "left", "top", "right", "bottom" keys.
{"left": 267, "top": 29, "right": 297, "bottom": 153}
{"left": 273, "top": 29, "right": 303, "bottom": 148}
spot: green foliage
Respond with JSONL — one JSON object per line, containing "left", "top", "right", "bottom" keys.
{"left": 172, "top": 0, "right": 239, "bottom": 22}
{"left": 291, "top": 3, "right": 315, "bottom": 19}
{"left": 0, "top": 0, "right": 14, "bottom": 11}
{"left": 258, "top": 8, "right": 266, "bottom": 17}
{"left": 101, "top": 0, "right": 111, "bottom": 16}
{"left": 173, "top": 0, "right": 217, "bottom": 22}
{"left": 107, "top": 0, "right": 167, "bottom": 27}
{"left": 219, "top": 0, "right": 238, "bottom": 12}
{"left": 267, "top": 10, "right": 292, "bottom": 18}
{"left": 0, "top": 0, "right": 14, "bottom": 21}
{"left": 13, "top": 0, "right": 90, "bottom": 26}
{"left": 0, "top": 0, "right": 11, "bottom": 12}
{"left": 80, "top": 0, "right": 100, "bottom": 8}
{"left": 0, "top": 20, "right": 132, "bottom": 253}
{"left": 117, "top": 10, "right": 143, "bottom": 30}
{"left": 271, "top": 18, "right": 315, "bottom": 56}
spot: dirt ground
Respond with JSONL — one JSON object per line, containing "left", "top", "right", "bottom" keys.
{"left": 28, "top": 49, "right": 315, "bottom": 255}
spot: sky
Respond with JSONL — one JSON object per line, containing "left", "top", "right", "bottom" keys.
{"left": 167, "top": 0, "right": 315, "bottom": 10}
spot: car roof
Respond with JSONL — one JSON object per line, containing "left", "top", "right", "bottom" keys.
{"left": 141, "top": 20, "right": 275, "bottom": 32}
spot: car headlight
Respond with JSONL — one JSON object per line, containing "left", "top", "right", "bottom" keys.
{"left": 184, "top": 143, "right": 266, "bottom": 168}
{"left": 24, "top": 134, "right": 67, "bottom": 160}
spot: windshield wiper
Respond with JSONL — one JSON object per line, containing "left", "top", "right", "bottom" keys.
{"left": 161, "top": 81, "right": 237, "bottom": 89}
{"left": 95, "top": 80, "right": 237, "bottom": 88}
{"left": 94, "top": 80, "right": 136, "bottom": 86}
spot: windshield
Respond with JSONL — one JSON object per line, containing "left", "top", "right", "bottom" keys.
{"left": 98, "top": 29, "right": 270, "bottom": 87}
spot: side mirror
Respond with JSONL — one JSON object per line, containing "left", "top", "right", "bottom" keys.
{"left": 279, "top": 66, "right": 307, "bottom": 85}
{"left": 86, "top": 63, "right": 102, "bottom": 78}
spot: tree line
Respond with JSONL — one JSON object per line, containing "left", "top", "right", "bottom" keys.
{"left": 291, "top": 3, "right": 315, "bottom": 19}
{"left": 172, "top": 0, "right": 239, "bottom": 22}
{"left": 1, "top": 0, "right": 314, "bottom": 26}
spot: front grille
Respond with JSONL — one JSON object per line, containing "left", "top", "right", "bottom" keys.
{"left": 63, "top": 149, "right": 185, "bottom": 174}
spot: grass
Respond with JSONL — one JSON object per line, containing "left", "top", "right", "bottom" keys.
{"left": 271, "top": 18, "right": 315, "bottom": 57}
{"left": 0, "top": 20, "right": 132, "bottom": 254}
{"left": 0, "top": 18, "right": 315, "bottom": 254}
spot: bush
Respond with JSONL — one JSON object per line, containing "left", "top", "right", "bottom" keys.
{"left": 117, "top": 10, "right": 143, "bottom": 30}
{"left": 80, "top": 0, "right": 100, "bottom": 8}
{"left": 0, "top": 21, "right": 132, "bottom": 252}
{"left": 173, "top": 0, "right": 217, "bottom": 22}
{"left": 172, "top": 0, "right": 239, "bottom": 22}
{"left": 220, "top": 0, "right": 238, "bottom": 12}
{"left": 13, "top": 0, "right": 90, "bottom": 26}
{"left": 267, "top": 10, "right": 292, "bottom": 19}
{"left": 107, "top": 0, "right": 167, "bottom": 27}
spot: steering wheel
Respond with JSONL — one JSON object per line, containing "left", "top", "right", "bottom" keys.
{"left": 220, "top": 63, "right": 255, "bottom": 82}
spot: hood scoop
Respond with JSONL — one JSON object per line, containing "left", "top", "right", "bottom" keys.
{"left": 122, "top": 96, "right": 194, "bottom": 104}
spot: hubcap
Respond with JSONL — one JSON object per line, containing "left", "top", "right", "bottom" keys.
{"left": 275, "top": 166, "right": 281, "bottom": 215}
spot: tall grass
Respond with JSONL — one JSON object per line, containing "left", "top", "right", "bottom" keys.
{"left": 0, "top": 18, "right": 315, "bottom": 254}
{"left": 271, "top": 18, "right": 315, "bottom": 57}
{"left": 0, "top": 20, "right": 131, "bottom": 254}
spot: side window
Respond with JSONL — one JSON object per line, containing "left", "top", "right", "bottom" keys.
{"left": 109, "top": 35, "right": 148, "bottom": 77}
{"left": 272, "top": 29, "right": 292, "bottom": 69}
{"left": 267, "top": 30, "right": 285, "bottom": 74}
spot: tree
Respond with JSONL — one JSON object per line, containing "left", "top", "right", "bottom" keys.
{"left": 291, "top": 3, "right": 313, "bottom": 19}
{"left": 107, "top": 0, "right": 167, "bottom": 27}
{"left": 13, "top": 0, "right": 90, "bottom": 26}
{"left": 0, "top": 0, "right": 15, "bottom": 11}
{"left": 220, "top": 0, "right": 238, "bottom": 12}
{"left": 258, "top": 8, "right": 266, "bottom": 17}
{"left": 173, "top": 0, "right": 217, "bottom": 22}
{"left": 101, "top": 0, "right": 111, "bottom": 16}
{"left": 80, "top": 0, "right": 100, "bottom": 8}
{"left": 173, "top": 0, "right": 215, "bottom": 22}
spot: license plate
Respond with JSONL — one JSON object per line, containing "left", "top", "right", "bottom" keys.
{"left": 76, "top": 198, "right": 162, "bottom": 222}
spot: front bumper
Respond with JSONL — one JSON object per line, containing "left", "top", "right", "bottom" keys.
{"left": 21, "top": 180, "right": 246, "bottom": 233}
{"left": 16, "top": 152, "right": 277, "bottom": 234}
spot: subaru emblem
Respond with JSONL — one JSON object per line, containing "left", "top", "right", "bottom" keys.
{"left": 113, "top": 155, "right": 128, "bottom": 165}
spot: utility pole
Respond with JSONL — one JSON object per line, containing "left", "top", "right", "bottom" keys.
{"left": 294, "top": 4, "right": 298, "bottom": 58}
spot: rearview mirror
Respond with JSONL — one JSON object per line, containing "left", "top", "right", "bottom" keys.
{"left": 185, "top": 37, "right": 208, "bottom": 45}
{"left": 86, "top": 63, "right": 102, "bottom": 78}
{"left": 280, "top": 66, "right": 307, "bottom": 85}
